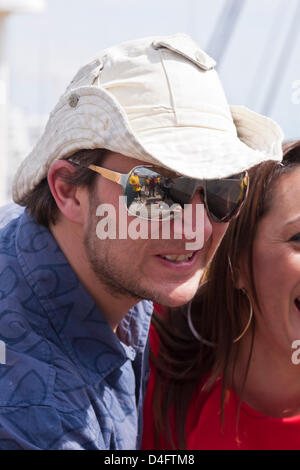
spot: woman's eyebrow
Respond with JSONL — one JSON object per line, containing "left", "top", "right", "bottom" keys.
{"left": 285, "top": 215, "right": 300, "bottom": 226}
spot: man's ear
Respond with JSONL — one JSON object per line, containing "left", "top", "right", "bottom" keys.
{"left": 47, "top": 160, "right": 88, "bottom": 224}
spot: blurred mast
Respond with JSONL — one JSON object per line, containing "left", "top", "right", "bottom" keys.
{"left": 261, "top": 0, "right": 300, "bottom": 115}
{"left": 247, "top": 2, "right": 286, "bottom": 110}
{"left": 207, "top": 0, "right": 247, "bottom": 65}
{"left": 0, "top": 0, "right": 46, "bottom": 205}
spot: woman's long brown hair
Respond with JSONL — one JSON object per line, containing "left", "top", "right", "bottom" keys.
{"left": 150, "top": 141, "right": 300, "bottom": 449}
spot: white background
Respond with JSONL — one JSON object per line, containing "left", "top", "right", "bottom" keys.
{"left": 5, "top": 0, "right": 300, "bottom": 139}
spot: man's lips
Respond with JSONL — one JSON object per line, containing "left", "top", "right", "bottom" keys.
{"left": 155, "top": 250, "right": 200, "bottom": 269}
{"left": 158, "top": 252, "right": 195, "bottom": 262}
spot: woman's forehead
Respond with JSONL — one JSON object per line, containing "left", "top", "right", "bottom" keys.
{"left": 259, "top": 167, "right": 300, "bottom": 228}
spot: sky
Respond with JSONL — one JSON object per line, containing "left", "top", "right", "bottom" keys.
{"left": 4, "top": 0, "right": 300, "bottom": 140}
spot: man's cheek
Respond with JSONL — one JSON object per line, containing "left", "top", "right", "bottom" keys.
{"left": 214, "top": 222, "right": 229, "bottom": 248}
{"left": 206, "top": 222, "right": 229, "bottom": 261}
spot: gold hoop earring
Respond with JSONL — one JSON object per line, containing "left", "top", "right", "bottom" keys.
{"left": 187, "top": 300, "right": 216, "bottom": 347}
{"left": 187, "top": 289, "right": 253, "bottom": 347}
{"left": 228, "top": 255, "right": 235, "bottom": 283}
{"left": 233, "top": 289, "right": 253, "bottom": 343}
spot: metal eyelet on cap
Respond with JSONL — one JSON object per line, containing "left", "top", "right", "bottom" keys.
{"left": 69, "top": 94, "right": 80, "bottom": 108}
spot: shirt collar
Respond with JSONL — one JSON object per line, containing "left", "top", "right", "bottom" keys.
{"left": 15, "top": 210, "right": 153, "bottom": 385}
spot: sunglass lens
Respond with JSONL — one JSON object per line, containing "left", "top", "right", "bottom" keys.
{"left": 125, "top": 167, "right": 248, "bottom": 223}
{"left": 125, "top": 167, "right": 182, "bottom": 220}
{"left": 205, "top": 174, "right": 248, "bottom": 222}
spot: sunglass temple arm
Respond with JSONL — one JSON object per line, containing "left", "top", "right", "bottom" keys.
{"left": 88, "top": 164, "right": 123, "bottom": 185}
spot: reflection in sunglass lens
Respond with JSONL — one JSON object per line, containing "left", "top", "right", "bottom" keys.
{"left": 125, "top": 167, "right": 182, "bottom": 220}
{"left": 125, "top": 166, "right": 248, "bottom": 222}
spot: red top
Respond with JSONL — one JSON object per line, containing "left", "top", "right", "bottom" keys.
{"left": 142, "top": 320, "right": 300, "bottom": 450}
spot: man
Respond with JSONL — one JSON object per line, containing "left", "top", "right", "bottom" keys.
{"left": 0, "top": 34, "right": 283, "bottom": 450}
{"left": 129, "top": 169, "right": 142, "bottom": 200}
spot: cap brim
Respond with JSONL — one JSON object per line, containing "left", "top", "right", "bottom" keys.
{"left": 129, "top": 104, "right": 284, "bottom": 179}
{"left": 12, "top": 87, "right": 283, "bottom": 203}
{"left": 133, "top": 125, "right": 278, "bottom": 180}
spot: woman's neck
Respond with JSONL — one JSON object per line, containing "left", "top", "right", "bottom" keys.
{"left": 232, "top": 330, "right": 300, "bottom": 418}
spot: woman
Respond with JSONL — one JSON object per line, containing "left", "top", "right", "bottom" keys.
{"left": 142, "top": 141, "right": 300, "bottom": 450}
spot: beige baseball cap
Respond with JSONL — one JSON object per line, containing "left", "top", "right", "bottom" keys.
{"left": 13, "top": 33, "right": 284, "bottom": 203}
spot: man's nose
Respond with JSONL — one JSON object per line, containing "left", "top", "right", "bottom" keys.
{"left": 173, "top": 190, "right": 213, "bottom": 247}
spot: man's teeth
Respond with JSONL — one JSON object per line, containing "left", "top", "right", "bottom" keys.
{"left": 161, "top": 253, "right": 194, "bottom": 262}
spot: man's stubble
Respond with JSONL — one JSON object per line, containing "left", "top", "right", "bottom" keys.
{"left": 83, "top": 190, "right": 166, "bottom": 304}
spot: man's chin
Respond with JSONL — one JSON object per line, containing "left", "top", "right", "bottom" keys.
{"left": 151, "top": 283, "right": 201, "bottom": 308}
{"left": 157, "top": 296, "right": 194, "bottom": 309}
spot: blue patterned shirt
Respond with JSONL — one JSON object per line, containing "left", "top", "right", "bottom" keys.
{"left": 0, "top": 210, "right": 153, "bottom": 450}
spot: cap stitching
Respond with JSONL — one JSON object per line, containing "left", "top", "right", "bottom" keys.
{"left": 158, "top": 49, "right": 178, "bottom": 125}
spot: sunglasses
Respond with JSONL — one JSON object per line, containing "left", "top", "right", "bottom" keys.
{"left": 69, "top": 160, "right": 249, "bottom": 223}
